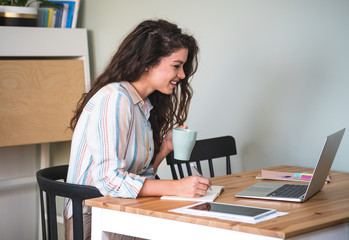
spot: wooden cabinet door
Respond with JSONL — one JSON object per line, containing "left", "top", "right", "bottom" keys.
{"left": 0, "top": 59, "right": 85, "bottom": 146}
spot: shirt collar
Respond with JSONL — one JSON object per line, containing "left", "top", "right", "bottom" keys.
{"left": 121, "top": 81, "right": 143, "bottom": 104}
{"left": 121, "top": 81, "right": 153, "bottom": 118}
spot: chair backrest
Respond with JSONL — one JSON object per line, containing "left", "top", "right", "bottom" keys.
{"left": 36, "top": 165, "right": 102, "bottom": 240}
{"left": 166, "top": 135, "right": 237, "bottom": 179}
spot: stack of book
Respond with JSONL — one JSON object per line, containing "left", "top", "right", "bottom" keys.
{"left": 37, "top": 0, "right": 80, "bottom": 28}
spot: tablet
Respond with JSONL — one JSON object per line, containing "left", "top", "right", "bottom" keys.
{"left": 186, "top": 202, "right": 276, "bottom": 220}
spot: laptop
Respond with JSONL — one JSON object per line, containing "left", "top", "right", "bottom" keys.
{"left": 235, "top": 128, "right": 345, "bottom": 202}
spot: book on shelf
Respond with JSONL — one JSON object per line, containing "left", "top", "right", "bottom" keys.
{"left": 59, "top": 3, "right": 69, "bottom": 28}
{"left": 38, "top": 0, "right": 80, "bottom": 28}
{"left": 49, "top": 0, "right": 80, "bottom": 28}
{"left": 50, "top": 7, "right": 57, "bottom": 27}
{"left": 70, "top": 0, "right": 80, "bottom": 28}
{"left": 37, "top": 8, "right": 49, "bottom": 27}
{"left": 50, "top": 3, "right": 65, "bottom": 28}
{"left": 40, "top": 7, "right": 54, "bottom": 27}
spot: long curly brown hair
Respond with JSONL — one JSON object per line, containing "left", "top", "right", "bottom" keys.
{"left": 70, "top": 19, "right": 199, "bottom": 161}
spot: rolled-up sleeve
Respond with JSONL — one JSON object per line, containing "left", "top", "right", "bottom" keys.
{"left": 86, "top": 92, "right": 145, "bottom": 198}
{"left": 141, "top": 165, "right": 157, "bottom": 179}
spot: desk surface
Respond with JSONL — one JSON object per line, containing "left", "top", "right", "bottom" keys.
{"left": 85, "top": 165, "right": 349, "bottom": 239}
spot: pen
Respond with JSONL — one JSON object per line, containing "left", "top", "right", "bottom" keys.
{"left": 190, "top": 163, "right": 212, "bottom": 191}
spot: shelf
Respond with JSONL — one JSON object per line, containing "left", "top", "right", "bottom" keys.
{"left": 0, "top": 27, "right": 91, "bottom": 147}
{"left": 0, "top": 26, "right": 91, "bottom": 90}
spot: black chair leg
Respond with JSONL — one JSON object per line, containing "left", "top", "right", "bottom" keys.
{"left": 39, "top": 191, "right": 47, "bottom": 240}
{"left": 208, "top": 159, "right": 214, "bottom": 178}
{"left": 47, "top": 194, "right": 58, "bottom": 240}
{"left": 226, "top": 156, "right": 232, "bottom": 175}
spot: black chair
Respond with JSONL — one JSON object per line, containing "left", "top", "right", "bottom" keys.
{"left": 166, "top": 135, "right": 237, "bottom": 179}
{"left": 36, "top": 165, "right": 102, "bottom": 240}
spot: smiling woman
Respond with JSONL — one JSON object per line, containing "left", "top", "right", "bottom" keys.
{"left": 132, "top": 48, "right": 188, "bottom": 98}
{"left": 64, "top": 19, "right": 209, "bottom": 240}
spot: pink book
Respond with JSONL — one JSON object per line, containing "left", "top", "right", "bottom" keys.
{"left": 256, "top": 170, "right": 331, "bottom": 183}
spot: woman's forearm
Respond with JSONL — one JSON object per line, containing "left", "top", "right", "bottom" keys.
{"left": 153, "top": 138, "right": 172, "bottom": 171}
{"left": 138, "top": 179, "right": 178, "bottom": 196}
{"left": 153, "top": 149, "right": 170, "bottom": 171}
{"left": 138, "top": 176, "right": 212, "bottom": 198}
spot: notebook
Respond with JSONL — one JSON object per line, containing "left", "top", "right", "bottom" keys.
{"left": 235, "top": 128, "right": 345, "bottom": 202}
{"left": 161, "top": 185, "right": 224, "bottom": 202}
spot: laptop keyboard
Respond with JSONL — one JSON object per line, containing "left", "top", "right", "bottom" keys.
{"left": 267, "top": 184, "right": 308, "bottom": 198}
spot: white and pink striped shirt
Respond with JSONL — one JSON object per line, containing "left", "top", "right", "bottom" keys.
{"left": 65, "top": 81, "right": 155, "bottom": 218}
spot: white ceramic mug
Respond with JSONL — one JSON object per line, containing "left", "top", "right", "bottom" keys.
{"left": 172, "top": 128, "right": 197, "bottom": 161}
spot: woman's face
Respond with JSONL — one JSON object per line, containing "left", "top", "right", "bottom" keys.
{"left": 146, "top": 48, "right": 188, "bottom": 95}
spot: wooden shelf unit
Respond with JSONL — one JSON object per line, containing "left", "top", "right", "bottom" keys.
{"left": 0, "top": 27, "right": 91, "bottom": 147}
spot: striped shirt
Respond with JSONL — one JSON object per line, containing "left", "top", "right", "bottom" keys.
{"left": 65, "top": 81, "right": 155, "bottom": 219}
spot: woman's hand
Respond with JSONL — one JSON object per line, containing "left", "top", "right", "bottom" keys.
{"left": 175, "top": 175, "right": 212, "bottom": 198}
{"left": 153, "top": 125, "right": 188, "bottom": 171}
{"left": 161, "top": 125, "right": 188, "bottom": 153}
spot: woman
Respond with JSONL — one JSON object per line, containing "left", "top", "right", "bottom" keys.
{"left": 65, "top": 19, "right": 211, "bottom": 239}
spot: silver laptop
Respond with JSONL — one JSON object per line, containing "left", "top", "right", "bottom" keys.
{"left": 235, "top": 128, "right": 345, "bottom": 202}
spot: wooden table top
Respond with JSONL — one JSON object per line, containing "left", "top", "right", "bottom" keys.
{"left": 85, "top": 165, "right": 349, "bottom": 239}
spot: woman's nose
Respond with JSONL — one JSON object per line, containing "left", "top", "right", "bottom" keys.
{"left": 178, "top": 68, "right": 186, "bottom": 79}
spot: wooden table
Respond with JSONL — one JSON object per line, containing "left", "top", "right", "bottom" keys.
{"left": 85, "top": 165, "right": 349, "bottom": 239}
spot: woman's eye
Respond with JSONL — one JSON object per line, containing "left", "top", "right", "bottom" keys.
{"left": 174, "top": 65, "right": 180, "bottom": 69}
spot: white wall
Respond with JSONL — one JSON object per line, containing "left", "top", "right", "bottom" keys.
{"left": 0, "top": 145, "right": 38, "bottom": 240}
{"left": 81, "top": 0, "right": 349, "bottom": 179}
